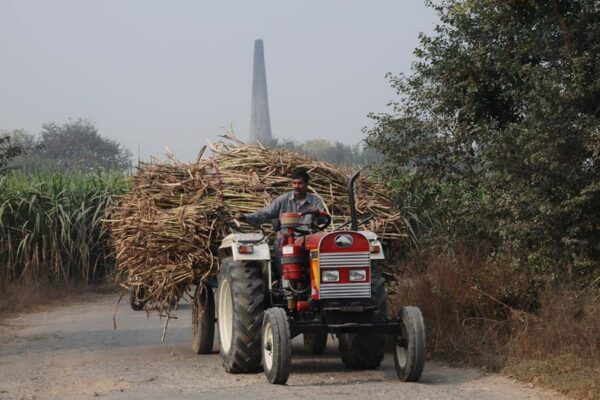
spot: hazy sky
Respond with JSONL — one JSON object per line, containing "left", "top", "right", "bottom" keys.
{"left": 1, "top": 1, "right": 438, "bottom": 161}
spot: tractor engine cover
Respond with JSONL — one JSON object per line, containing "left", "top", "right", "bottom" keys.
{"left": 311, "top": 232, "right": 371, "bottom": 300}
{"left": 282, "top": 244, "right": 304, "bottom": 280}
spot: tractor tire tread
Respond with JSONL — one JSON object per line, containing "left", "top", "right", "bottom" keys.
{"left": 192, "top": 286, "right": 215, "bottom": 354}
{"left": 395, "top": 306, "right": 426, "bottom": 382}
{"left": 262, "top": 308, "right": 291, "bottom": 384}
{"left": 219, "top": 257, "right": 265, "bottom": 373}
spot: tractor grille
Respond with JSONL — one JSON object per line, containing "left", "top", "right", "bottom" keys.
{"left": 319, "top": 282, "right": 371, "bottom": 299}
{"left": 319, "top": 251, "right": 370, "bottom": 299}
{"left": 319, "top": 252, "right": 370, "bottom": 267}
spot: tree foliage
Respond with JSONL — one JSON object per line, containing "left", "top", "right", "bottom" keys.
{"left": 0, "top": 135, "right": 23, "bottom": 172}
{"left": 32, "top": 119, "right": 132, "bottom": 173}
{"left": 0, "top": 130, "right": 37, "bottom": 172}
{"left": 366, "top": 0, "right": 600, "bottom": 282}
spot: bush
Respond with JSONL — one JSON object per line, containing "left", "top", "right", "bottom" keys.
{"left": 392, "top": 248, "right": 600, "bottom": 399}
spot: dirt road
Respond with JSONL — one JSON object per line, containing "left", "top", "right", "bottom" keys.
{"left": 0, "top": 293, "right": 570, "bottom": 400}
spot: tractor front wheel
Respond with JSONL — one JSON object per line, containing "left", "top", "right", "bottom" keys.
{"left": 394, "top": 306, "right": 426, "bottom": 382}
{"left": 192, "top": 285, "right": 215, "bottom": 354}
{"left": 217, "top": 257, "right": 264, "bottom": 373}
{"left": 262, "top": 308, "right": 291, "bottom": 385}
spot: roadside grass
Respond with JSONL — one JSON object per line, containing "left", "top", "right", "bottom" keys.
{"left": 505, "top": 356, "right": 600, "bottom": 400}
{"left": 504, "top": 292, "right": 600, "bottom": 400}
{"left": 390, "top": 248, "right": 600, "bottom": 400}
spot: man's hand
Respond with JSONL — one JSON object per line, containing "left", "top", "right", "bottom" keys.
{"left": 234, "top": 213, "right": 246, "bottom": 221}
{"left": 307, "top": 206, "right": 321, "bottom": 215}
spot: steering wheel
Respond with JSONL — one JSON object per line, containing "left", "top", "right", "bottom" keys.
{"left": 294, "top": 210, "right": 331, "bottom": 234}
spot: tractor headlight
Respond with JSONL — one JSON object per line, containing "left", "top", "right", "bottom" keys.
{"left": 349, "top": 269, "right": 367, "bottom": 282}
{"left": 321, "top": 269, "right": 339, "bottom": 282}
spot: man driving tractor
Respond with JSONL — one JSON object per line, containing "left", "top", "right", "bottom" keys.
{"left": 234, "top": 168, "right": 327, "bottom": 277}
{"left": 234, "top": 168, "right": 327, "bottom": 231}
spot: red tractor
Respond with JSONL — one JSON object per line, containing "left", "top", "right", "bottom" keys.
{"left": 191, "top": 172, "right": 425, "bottom": 384}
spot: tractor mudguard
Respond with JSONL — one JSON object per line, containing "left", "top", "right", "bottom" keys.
{"left": 219, "top": 232, "right": 271, "bottom": 262}
{"left": 358, "top": 230, "right": 385, "bottom": 260}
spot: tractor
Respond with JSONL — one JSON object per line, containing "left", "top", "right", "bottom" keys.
{"left": 191, "top": 171, "right": 426, "bottom": 384}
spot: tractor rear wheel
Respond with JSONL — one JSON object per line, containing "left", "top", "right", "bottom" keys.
{"left": 303, "top": 332, "right": 328, "bottom": 355}
{"left": 394, "top": 306, "right": 425, "bottom": 382}
{"left": 192, "top": 285, "right": 215, "bottom": 354}
{"left": 128, "top": 286, "right": 145, "bottom": 311}
{"left": 371, "top": 262, "right": 388, "bottom": 321}
{"left": 262, "top": 308, "right": 291, "bottom": 384}
{"left": 338, "top": 262, "right": 387, "bottom": 369}
{"left": 217, "top": 257, "right": 264, "bottom": 373}
{"left": 338, "top": 332, "right": 385, "bottom": 369}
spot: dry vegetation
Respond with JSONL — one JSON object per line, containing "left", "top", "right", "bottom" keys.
{"left": 391, "top": 248, "right": 600, "bottom": 399}
{"left": 108, "top": 137, "right": 407, "bottom": 311}
{"left": 0, "top": 282, "right": 118, "bottom": 324}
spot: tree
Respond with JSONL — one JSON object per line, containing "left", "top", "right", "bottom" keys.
{"left": 0, "top": 129, "right": 37, "bottom": 171}
{"left": 366, "top": 0, "right": 600, "bottom": 282}
{"left": 35, "top": 119, "right": 132, "bottom": 172}
{"left": 0, "top": 134, "right": 23, "bottom": 172}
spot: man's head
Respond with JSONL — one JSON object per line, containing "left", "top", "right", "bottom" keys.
{"left": 291, "top": 168, "right": 309, "bottom": 199}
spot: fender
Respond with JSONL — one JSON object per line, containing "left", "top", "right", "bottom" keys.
{"left": 359, "top": 230, "right": 385, "bottom": 261}
{"left": 219, "top": 232, "right": 271, "bottom": 261}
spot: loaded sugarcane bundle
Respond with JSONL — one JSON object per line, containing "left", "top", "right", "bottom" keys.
{"left": 108, "top": 137, "right": 407, "bottom": 311}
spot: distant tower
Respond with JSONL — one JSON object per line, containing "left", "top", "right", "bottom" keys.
{"left": 250, "top": 39, "right": 272, "bottom": 144}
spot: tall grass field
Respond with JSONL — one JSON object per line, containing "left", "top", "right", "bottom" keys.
{"left": 0, "top": 171, "right": 129, "bottom": 286}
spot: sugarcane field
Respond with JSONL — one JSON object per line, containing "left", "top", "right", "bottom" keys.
{"left": 2, "top": 2, "right": 600, "bottom": 400}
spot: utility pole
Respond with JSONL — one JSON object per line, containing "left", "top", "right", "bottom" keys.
{"left": 250, "top": 39, "right": 272, "bottom": 144}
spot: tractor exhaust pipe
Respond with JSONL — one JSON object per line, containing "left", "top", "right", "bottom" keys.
{"left": 348, "top": 170, "right": 361, "bottom": 231}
